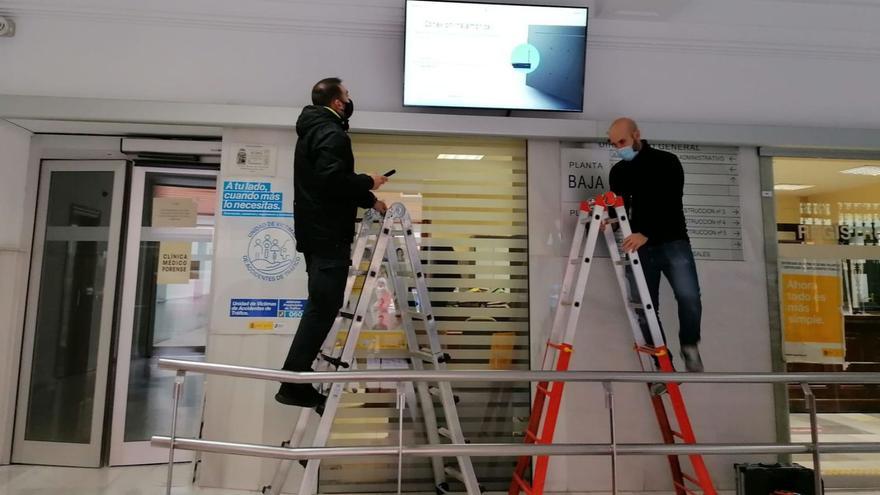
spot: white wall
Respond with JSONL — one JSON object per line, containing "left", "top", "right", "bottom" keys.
{"left": 0, "top": 120, "right": 32, "bottom": 464}
{"left": 1, "top": 0, "right": 880, "bottom": 129}
{"left": 528, "top": 140, "right": 776, "bottom": 492}
{"left": 0, "top": 0, "right": 877, "bottom": 484}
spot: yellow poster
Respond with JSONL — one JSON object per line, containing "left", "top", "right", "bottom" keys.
{"left": 780, "top": 259, "right": 844, "bottom": 364}
{"left": 158, "top": 242, "right": 192, "bottom": 285}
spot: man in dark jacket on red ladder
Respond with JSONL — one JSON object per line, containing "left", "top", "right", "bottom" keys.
{"left": 277, "top": 78, "right": 388, "bottom": 409}
{"left": 608, "top": 117, "right": 704, "bottom": 372}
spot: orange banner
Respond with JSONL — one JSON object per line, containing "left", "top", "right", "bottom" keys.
{"left": 780, "top": 259, "right": 844, "bottom": 364}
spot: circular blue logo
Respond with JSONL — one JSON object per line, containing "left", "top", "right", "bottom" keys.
{"left": 242, "top": 221, "right": 300, "bottom": 282}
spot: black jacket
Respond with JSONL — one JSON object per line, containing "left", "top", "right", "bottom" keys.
{"left": 294, "top": 105, "right": 376, "bottom": 257}
{"left": 608, "top": 140, "right": 689, "bottom": 246}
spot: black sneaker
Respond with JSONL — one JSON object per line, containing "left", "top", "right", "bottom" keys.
{"left": 275, "top": 383, "right": 326, "bottom": 413}
{"left": 681, "top": 345, "right": 704, "bottom": 372}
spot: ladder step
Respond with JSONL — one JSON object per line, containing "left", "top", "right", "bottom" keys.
{"left": 438, "top": 427, "right": 451, "bottom": 439}
{"left": 671, "top": 430, "right": 686, "bottom": 440}
{"left": 614, "top": 259, "right": 633, "bottom": 266}
{"left": 628, "top": 302, "right": 645, "bottom": 310}
{"left": 429, "top": 387, "right": 461, "bottom": 404}
{"left": 339, "top": 311, "right": 355, "bottom": 320}
{"left": 349, "top": 269, "right": 367, "bottom": 276}
{"left": 681, "top": 472, "right": 700, "bottom": 485}
{"left": 512, "top": 473, "right": 534, "bottom": 495}
{"left": 546, "top": 342, "right": 571, "bottom": 351}
{"left": 444, "top": 466, "right": 464, "bottom": 483}
{"left": 319, "top": 353, "right": 350, "bottom": 369}
{"left": 525, "top": 430, "right": 540, "bottom": 442}
{"left": 407, "top": 311, "right": 425, "bottom": 320}
{"left": 412, "top": 350, "right": 434, "bottom": 362}
{"left": 421, "top": 349, "right": 451, "bottom": 363}
{"left": 536, "top": 385, "right": 551, "bottom": 395}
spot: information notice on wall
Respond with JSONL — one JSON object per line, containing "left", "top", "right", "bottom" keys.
{"left": 779, "top": 259, "right": 845, "bottom": 365}
{"left": 561, "top": 142, "right": 743, "bottom": 261}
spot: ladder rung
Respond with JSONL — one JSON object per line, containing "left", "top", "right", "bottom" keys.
{"left": 636, "top": 345, "right": 664, "bottom": 356}
{"left": 412, "top": 350, "right": 434, "bottom": 362}
{"left": 319, "top": 353, "right": 350, "bottom": 369}
{"left": 349, "top": 269, "right": 367, "bottom": 276}
{"left": 525, "top": 430, "right": 540, "bottom": 442}
{"left": 536, "top": 385, "right": 551, "bottom": 395}
{"left": 444, "top": 466, "right": 464, "bottom": 483}
{"left": 438, "top": 427, "right": 451, "bottom": 439}
{"left": 681, "top": 473, "right": 700, "bottom": 485}
{"left": 512, "top": 473, "right": 534, "bottom": 495}
{"left": 628, "top": 302, "right": 645, "bottom": 310}
{"left": 339, "top": 311, "right": 355, "bottom": 320}
{"left": 546, "top": 342, "right": 571, "bottom": 351}
{"left": 406, "top": 310, "right": 431, "bottom": 321}
{"left": 614, "top": 259, "right": 633, "bottom": 266}
{"left": 671, "top": 430, "right": 686, "bottom": 440}
{"left": 672, "top": 480, "right": 700, "bottom": 495}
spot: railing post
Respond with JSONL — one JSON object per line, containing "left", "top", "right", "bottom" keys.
{"left": 603, "top": 381, "right": 618, "bottom": 495}
{"left": 800, "top": 383, "right": 822, "bottom": 495}
{"left": 166, "top": 370, "right": 186, "bottom": 495}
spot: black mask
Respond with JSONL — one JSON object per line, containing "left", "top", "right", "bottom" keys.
{"left": 343, "top": 98, "right": 354, "bottom": 119}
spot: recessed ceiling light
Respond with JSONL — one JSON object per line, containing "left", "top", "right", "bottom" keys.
{"left": 437, "top": 154, "right": 484, "bottom": 160}
{"left": 840, "top": 166, "right": 880, "bottom": 176}
{"left": 774, "top": 184, "right": 815, "bottom": 191}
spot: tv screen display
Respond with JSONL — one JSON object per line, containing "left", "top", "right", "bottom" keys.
{"left": 404, "top": 1, "right": 588, "bottom": 112}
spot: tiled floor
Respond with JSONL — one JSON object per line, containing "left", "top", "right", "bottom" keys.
{"left": 791, "top": 413, "right": 880, "bottom": 477}
{"left": 3, "top": 413, "right": 879, "bottom": 494}
{"left": 0, "top": 463, "right": 878, "bottom": 495}
{"left": 0, "top": 463, "right": 239, "bottom": 495}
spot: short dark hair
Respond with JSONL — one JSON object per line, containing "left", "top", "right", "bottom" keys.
{"left": 311, "top": 77, "right": 344, "bottom": 106}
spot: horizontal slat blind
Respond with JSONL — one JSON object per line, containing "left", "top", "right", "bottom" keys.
{"left": 318, "top": 134, "right": 529, "bottom": 493}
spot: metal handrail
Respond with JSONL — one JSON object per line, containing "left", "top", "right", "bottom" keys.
{"left": 157, "top": 358, "right": 880, "bottom": 384}
{"left": 155, "top": 358, "right": 880, "bottom": 495}
{"left": 151, "top": 437, "right": 880, "bottom": 459}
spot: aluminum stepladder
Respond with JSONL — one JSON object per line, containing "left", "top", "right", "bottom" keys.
{"left": 262, "top": 202, "right": 482, "bottom": 495}
{"left": 509, "top": 192, "right": 717, "bottom": 495}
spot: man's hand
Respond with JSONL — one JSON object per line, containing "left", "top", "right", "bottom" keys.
{"left": 368, "top": 173, "right": 389, "bottom": 191}
{"left": 373, "top": 200, "right": 388, "bottom": 215}
{"left": 621, "top": 233, "right": 648, "bottom": 253}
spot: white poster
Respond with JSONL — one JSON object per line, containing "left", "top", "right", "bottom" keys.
{"left": 209, "top": 133, "right": 308, "bottom": 335}
{"left": 560, "top": 143, "right": 743, "bottom": 261}
{"left": 228, "top": 143, "right": 278, "bottom": 177}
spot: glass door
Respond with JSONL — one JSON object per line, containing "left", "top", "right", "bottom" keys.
{"left": 12, "top": 160, "right": 126, "bottom": 467}
{"left": 109, "top": 166, "right": 217, "bottom": 465}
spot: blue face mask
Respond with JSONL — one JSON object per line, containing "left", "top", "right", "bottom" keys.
{"left": 618, "top": 145, "right": 638, "bottom": 161}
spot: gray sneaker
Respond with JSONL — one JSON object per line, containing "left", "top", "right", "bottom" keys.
{"left": 681, "top": 345, "right": 704, "bottom": 372}
{"left": 650, "top": 382, "right": 668, "bottom": 396}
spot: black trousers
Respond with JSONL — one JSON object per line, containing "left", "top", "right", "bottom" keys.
{"left": 282, "top": 253, "right": 350, "bottom": 372}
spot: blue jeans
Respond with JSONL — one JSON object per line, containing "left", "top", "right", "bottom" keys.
{"left": 629, "top": 239, "right": 702, "bottom": 348}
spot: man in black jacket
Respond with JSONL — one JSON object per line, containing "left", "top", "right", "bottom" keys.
{"left": 277, "top": 78, "right": 388, "bottom": 409}
{"left": 607, "top": 117, "right": 704, "bottom": 372}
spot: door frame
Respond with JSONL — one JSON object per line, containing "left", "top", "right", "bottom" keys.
{"left": 108, "top": 165, "right": 218, "bottom": 466}
{"left": 12, "top": 160, "right": 127, "bottom": 467}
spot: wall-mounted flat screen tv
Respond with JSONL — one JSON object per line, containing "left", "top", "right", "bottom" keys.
{"left": 404, "top": 1, "right": 588, "bottom": 112}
